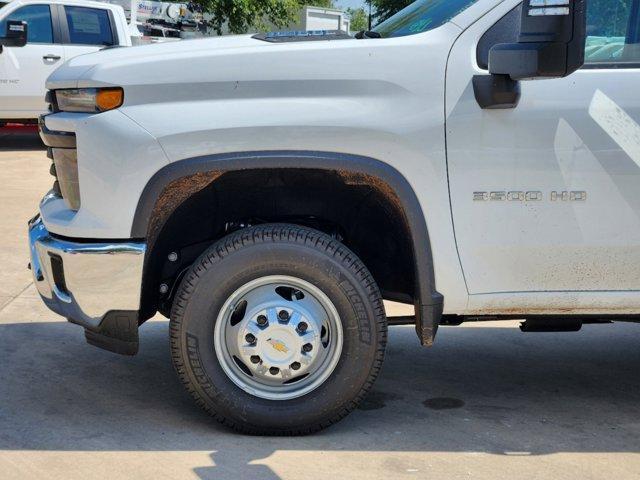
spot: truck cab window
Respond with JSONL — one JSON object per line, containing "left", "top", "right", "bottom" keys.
{"left": 0, "top": 4, "right": 53, "bottom": 43}
{"left": 64, "top": 6, "right": 114, "bottom": 46}
{"left": 477, "top": 0, "right": 640, "bottom": 69}
{"left": 585, "top": 0, "right": 640, "bottom": 64}
{"left": 372, "top": 0, "right": 480, "bottom": 38}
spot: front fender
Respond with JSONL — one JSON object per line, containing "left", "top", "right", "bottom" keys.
{"left": 131, "top": 150, "right": 443, "bottom": 344}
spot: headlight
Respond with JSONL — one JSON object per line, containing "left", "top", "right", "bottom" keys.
{"left": 54, "top": 88, "right": 124, "bottom": 113}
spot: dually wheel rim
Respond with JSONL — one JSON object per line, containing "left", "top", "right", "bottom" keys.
{"left": 214, "top": 275, "right": 343, "bottom": 400}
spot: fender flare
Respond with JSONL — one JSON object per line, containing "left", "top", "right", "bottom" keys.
{"left": 131, "top": 150, "right": 443, "bottom": 345}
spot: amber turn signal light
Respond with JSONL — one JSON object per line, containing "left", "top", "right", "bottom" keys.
{"left": 96, "top": 88, "right": 124, "bottom": 112}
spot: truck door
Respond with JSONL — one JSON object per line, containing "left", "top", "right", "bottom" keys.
{"left": 0, "top": 4, "right": 65, "bottom": 119}
{"left": 58, "top": 5, "right": 117, "bottom": 61}
{"left": 446, "top": 0, "right": 640, "bottom": 310}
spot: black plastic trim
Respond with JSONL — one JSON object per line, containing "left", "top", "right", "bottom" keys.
{"left": 581, "top": 62, "right": 640, "bottom": 69}
{"left": 108, "top": 9, "right": 119, "bottom": 46}
{"left": 48, "top": 252, "right": 68, "bottom": 294}
{"left": 83, "top": 310, "right": 139, "bottom": 355}
{"left": 252, "top": 30, "right": 352, "bottom": 43}
{"left": 132, "top": 151, "right": 444, "bottom": 343}
{"left": 473, "top": 74, "right": 521, "bottom": 109}
{"left": 50, "top": 4, "right": 64, "bottom": 44}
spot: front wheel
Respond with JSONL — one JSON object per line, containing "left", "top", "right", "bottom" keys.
{"left": 170, "top": 224, "right": 387, "bottom": 435}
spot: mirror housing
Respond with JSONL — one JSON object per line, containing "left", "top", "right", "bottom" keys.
{"left": 489, "top": 0, "right": 586, "bottom": 80}
{"left": 0, "top": 20, "right": 28, "bottom": 49}
{"left": 474, "top": 0, "right": 586, "bottom": 109}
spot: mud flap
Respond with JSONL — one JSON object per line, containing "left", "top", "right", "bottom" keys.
{"left": 415, "top": 293, "right": 444, "bottom": 347}
{"left": 84, "top": 310, "right": 139, "bottom": 355}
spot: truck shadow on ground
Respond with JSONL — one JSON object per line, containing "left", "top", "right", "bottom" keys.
{"left": 0, "top": 130, "right": 44, "bottom": 151}
{"left": 1, "top": 317, "right": 639, "bottom": 478}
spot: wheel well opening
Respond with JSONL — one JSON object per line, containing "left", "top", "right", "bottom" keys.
{"left": 139, "top": 168, "right": 418, "bottom": 320}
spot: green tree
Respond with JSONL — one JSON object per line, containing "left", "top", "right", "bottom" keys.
{"left": 189, "top": 0, "right": 336, "bottom": 35}
{"left": 347, "top": 7, "right": 368, "bottom": 32}
{"left": 369, "top": 0, "right": 412, "bottom": 24}
{"left": 305, "top": 0, "right": 335, "bottom": 7}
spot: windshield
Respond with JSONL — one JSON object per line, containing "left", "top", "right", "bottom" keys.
{"left": 372, "top": 0, "right": 480, "bottom": 38}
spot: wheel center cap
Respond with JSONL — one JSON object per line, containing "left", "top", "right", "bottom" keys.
{"left": 260, "top": 327, "right": 298, "bottom": 365}
{"left": 267, "top": 337, "right": 290, "bottom": 354}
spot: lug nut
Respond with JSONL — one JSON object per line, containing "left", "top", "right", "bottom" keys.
{"left": 245, "top": 333, "right": 256, "bottom": 344}
{"left": 290, "top": 362, "right": 301, "bottom": 371}
{"left": 296, "top": 321, "right": 308, "bottom": 333}
{"left": 278, "top": 310, "right": 290, "bottom": 321}
{"left": 269, "top": 367, "right": 280, "bottom": 375}
{"left": 256, "top": 315, "right": 268, "bottom": 326}
{"left": 250, "top": 355, "right": 261, "bottom": 364}
{"left": 302, "top": 343, "right": 313, "bottom": 353}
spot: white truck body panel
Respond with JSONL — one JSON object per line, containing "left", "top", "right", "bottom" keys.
{"left": 42, "top": 25, "right": 471, "bottom": 312}
{"left": 37, "top": 0, "right": 640, "bottom": 316}
{"left": 446, "top": 0, "right": 640, "bottom": 312}
{"left": 27, "top": 0, "right": 640, "bottom": 435}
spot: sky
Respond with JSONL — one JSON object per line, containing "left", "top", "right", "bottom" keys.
{"left": 335, "top": 0, "right": 368, "bottom": 11}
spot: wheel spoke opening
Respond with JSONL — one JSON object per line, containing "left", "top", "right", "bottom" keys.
{"left": 282, "top": 373, "right": 310, "bottom": 385}
{"left": 275, "top": 286, "right": 305, "bottom": 301}
{"left": 321, "top": 325, "right": 329, "bottom": 348}
{"left": 233, "top": 355, "right": 253, "bottom": 377}
{"left": 229, "top": 300, "right": 247, "bottom": 326}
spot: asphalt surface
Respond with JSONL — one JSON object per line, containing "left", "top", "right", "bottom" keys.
{"left": 1, "top": 130, "right": 639, "bottom": 480}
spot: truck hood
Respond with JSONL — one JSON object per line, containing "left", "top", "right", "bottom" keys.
{"left": 47, "top": 34, "right": 275, "bottom": 89}
{"left": 47, "top": 33, "right": 362, "bottom": 90}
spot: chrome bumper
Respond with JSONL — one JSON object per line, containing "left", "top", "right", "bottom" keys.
{"left": 28, "top": 216, "right": 146, "bottom": 329}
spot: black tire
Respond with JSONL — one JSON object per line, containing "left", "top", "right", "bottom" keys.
{"left": 170, "top": 223, "right": 387, "bottom": 435}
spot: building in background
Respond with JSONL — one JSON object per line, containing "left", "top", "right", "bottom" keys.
{"left": 208, "top": 5, "right": 352, "bottom": 36}
{"left": 293, "top": 6, "right": 351, "bottom": 33}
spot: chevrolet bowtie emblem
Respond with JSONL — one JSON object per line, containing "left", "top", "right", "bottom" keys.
{"left": 267, "top": 338, "right": 289, "bottom": 353}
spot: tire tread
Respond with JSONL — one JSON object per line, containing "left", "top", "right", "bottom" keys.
{"left": 169, "top": 223, "right": 387, "bottom": 435}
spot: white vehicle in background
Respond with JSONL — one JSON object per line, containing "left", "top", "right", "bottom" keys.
{"left": 0, "top": 0, "right": 131, "bottom": 124}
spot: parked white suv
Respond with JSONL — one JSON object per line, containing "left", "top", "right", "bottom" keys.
{"left": 0, "top": 0, "right": 130, "bottom": 124}
{"left": 27, "top": 0, "right": 640, "bottom": 434}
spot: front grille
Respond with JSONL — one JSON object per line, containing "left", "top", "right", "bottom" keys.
{"left": 50, "top": 148, "right": 80, "bottom": 209}
{"left": 41, "top": 91, "right": 80, "bottom": 210}
{"left": 44, "top": 90, "right": 60, "bottom": 113}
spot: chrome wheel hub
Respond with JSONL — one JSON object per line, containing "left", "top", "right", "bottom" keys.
{"left": 214, "top": 275, "right": 343, "bottom": 400}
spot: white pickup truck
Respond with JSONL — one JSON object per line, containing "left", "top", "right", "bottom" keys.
{"left": 0, "top": 0, "right": 130, "bottom": 124}
{"left": 27, "top": 0, "right": 640, "bottom": 435}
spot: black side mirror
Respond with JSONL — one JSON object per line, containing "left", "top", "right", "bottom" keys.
{"left": 491, "top": 0, "right": 586, "bottom": 79}
{"left": 474, "top": 0, "right": 586, "bottom": 109}
{"left": 0, "top": 20, "right": 28, "bottom": 50}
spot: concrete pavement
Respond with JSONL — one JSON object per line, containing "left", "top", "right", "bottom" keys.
{"left": 1, "top": 131, "right": 639, "bottom": 480}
